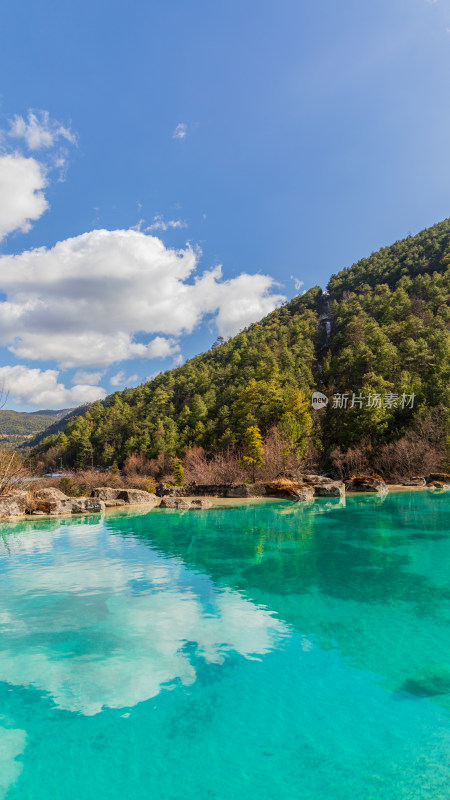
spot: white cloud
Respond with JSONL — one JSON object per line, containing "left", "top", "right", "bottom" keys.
{"left": 7, "top": 110, "right": 76, "bottom": 151}
{"left": 145, "top": 214, "right": 188, "bottom": 232}
{"left": 110, "top": 370, "right": 125, "bottom": 386}
{"left": 0, "top": 727, "right": 26, "bottom": 800}
{"left": 0, "top": 229, "right": 285, "bottom": 368}
{"left": 0, "top": 365, "right": 106, "bottom": 408}
{"left": 172, "top": 122, "right": 187, "bottom": 139}
{"left": 0, "top": 154, "right": 48, "bottom": 241}
{"left": 291, "top": 275, "right": 304, "bottom": 292}
{"left": 73, "top": 369, "right": 104, "bottom": 386}
{"left": 110, "top": 371, "right": 140, "bottom": 387}
{"left": 0, "top": 110, "right": 77, "bottom": 240}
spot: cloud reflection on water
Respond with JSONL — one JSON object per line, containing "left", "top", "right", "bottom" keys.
{"left": 0, "top": 522, "right": 289, "bottom": 716}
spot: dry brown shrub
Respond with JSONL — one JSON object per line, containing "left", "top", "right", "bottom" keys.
{"left": 183, "top": 446, "right": 246, "bottom": 484}
{"left": 331, "top": 446, "right": 371, "bottom": 480}
{"left": 0, "top": 448, "right": 30, "bottom": 495}
{"left": 122, "top": 453, "right": 152, "bottom": 476}
{"left": 372, "top": 434, "right": 444, "bottom": 482}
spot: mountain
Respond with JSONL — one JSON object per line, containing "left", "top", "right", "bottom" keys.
{"left": 0, "top": 408, "right": 73, "bottom": 448}
{"left": 31, "top": 219, "right": 450, "bottom": 474}
{"left": 23, "top": 405, "right": 92, "bottom": 449}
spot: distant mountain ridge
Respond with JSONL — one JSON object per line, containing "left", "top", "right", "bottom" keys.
{"left": 0, "top": 408, "right": 73, "bottom": 447}
{"left": 31, "top": 218, "right": 450, "bottom": 470}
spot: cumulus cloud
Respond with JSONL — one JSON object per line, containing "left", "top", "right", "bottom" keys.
{"left": 0, "top": 365, "right": 106, "bottom": 408}
{"left": 0, "top": 154, "right": 48, "bottom": 241}
{"left": 172, "top": 122, "right": 187, "bottom": 139}
{"left": 110, "top": 370, "right": 125, "bottom": 386}
{"left": 72, "top": 369, "right": 104, "bottom": 386}
{"left": 7, "top": 110, "right": 76, "bottom": 151}
{"left": 0, "top": 110, "right": 77, "bottom": 241}
{"left": 0, "top": 229, "right": 285, "bottom": 368}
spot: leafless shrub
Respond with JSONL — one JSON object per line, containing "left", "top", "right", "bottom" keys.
{"left": 0, "top": 448, "right": 30, "bottom": 495}
{"left": 331, "top": 446, "right": 371, "bottom": 480}
{"left": 122, "top": 452, "right": 152, "bottom": 476}
{"left": 183, "top": 446, "right": 246, "bottom": 484}
{"left": 372, "top": 433, "right": 444, "bottom": 482}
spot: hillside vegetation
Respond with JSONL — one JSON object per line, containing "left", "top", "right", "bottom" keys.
{"left": 31, "top": 220, "right": 450, "bottom": 479}
{"left": 0, "top": 409, "right": 72, "bottom": 448}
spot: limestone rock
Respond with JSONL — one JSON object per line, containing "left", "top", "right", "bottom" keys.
{"left": 226, "top": 483, "right": 267, "bottom": 498}
{"left": 91, "top": 487, "right": 121, "bottom": 502}
{"left": 156, "top": 483, "right": 189, "bottom": 497}
{"left": 345, "top": 475, "right": 388, "bottom": 494}
{"left": 402, "top": 477, "right": 426, "bottom": 487}
{"left": 91, "top": 487, "right": 158, "bottom": 505}
{"left": 160, "top": 497, "right": 192, "bottom": 509}
{"left": 117, "top": 489, "right": 159, "bottom": 505}
{"left": 34, "top": 487, "right": 72, "bottom": 515}
{"left": 427, "top": 480, "right": 450, "bottom": 491}
{"left": 0, "top": 491, "right": 28, "bottom": 518}
{"left": 426, "top": 473, "right": 450, "bottom": 485}
{"left": 265, "top": 479, "right": 315, "bottom": 502}
{"left": 71, "top": 497, "right": 106, "bottom": 514}
{"left": 190, "top": 498, "right": 213, "bottom": 509}
{"left": 313, "top": 481, "right": 345, "bottom": 498}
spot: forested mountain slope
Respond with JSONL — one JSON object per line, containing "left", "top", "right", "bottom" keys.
{"left": 0, "top": 408, "right": 72, "bottom": 448}
{"left": 32, "top": 220, "right": 450, "bottom": 471}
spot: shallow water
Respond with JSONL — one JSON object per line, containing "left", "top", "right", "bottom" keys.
{"left": 0, "top": 491, "right": 449, "bottom": 799}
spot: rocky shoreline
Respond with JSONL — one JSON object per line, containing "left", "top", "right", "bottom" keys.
{"left": 0, "top": 472, "right": 448, "bottom": 521}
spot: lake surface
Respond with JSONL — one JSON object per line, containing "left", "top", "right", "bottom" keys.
{"left": 0, "top": 491, "right": 450, "bottom": 799}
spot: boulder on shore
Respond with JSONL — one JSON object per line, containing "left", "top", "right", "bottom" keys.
{"left": 427, "top": 480, "right": 450, "bottom": 492}
{"left": 300, "top": 474, "right": 345, "bottom": 497}
{"left": 313, "top": 481, "right": 345, "bottom": 498}
{"left": 402, "top": 477, "right": 426, "bottom": 487}
{"left": 190, "top": 498, "right": 213, "bottom": 509}
{"left": 226, "top": 483, "right": 267, "bottom": 498}
{"left": 91, "top": 487, "right": 158, "bottom": 506}
{"left": 265, "top": 479, "right": 315, "bottom": 502}
{"left": 34, "top": 487, "right": 72, "bottom": 515}
{"left": 156, "top": 483, "right": 189, "bottom": 498}
{"left": 160, "top": 497, "right": 192, "bottom": 509}
{"left": 426, "top": 473, "right": 450, "bottom": 485}
{"left": 345, "top": 475, "right": 388, "bottom": 494}
{"left": 0, "top": 491, "right": 28, "bottom": 518}
{"left": 71, "top": 497, "right": 106, "bottom": 514}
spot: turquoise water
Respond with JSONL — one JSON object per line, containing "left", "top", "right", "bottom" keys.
{"left": 0, "top": 491, "right": 450, "bottom": 799}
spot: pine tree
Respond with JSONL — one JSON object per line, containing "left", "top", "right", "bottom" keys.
{"left": 172, "top": 457, "right": 185, "bottom": 486}
{"left": 240, "top": 425, "right": 264, "bottom": 482}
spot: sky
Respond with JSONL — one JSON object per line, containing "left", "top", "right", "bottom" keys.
{"left": 1, "top": 0, "right": 450, "bottom": 411}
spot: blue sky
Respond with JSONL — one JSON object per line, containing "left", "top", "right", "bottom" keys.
{"left": 0, "top": 0, "right": 449, "bottom": 410}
